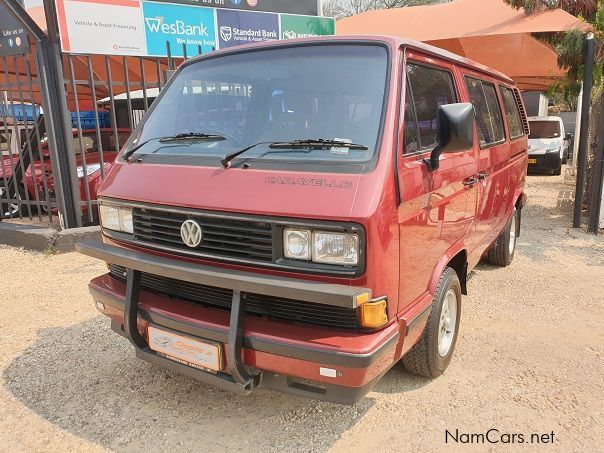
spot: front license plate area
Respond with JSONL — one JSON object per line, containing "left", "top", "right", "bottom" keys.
{"left": 528, "top": 158, "right": 537, "bottom": 164}
{"left": 147, "top": 325, "right": 223, "bottom": 372}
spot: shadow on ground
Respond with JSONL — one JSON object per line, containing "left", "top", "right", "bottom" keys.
{"left": 3, "top": 317, "right": 428, "bottom": 451}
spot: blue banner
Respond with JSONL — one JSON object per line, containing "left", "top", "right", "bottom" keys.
{"left": 142, "top": 2, "right": 217, "bottom": 57}
{"left": 216, "top": 9, "right": 279, "bottom": 49}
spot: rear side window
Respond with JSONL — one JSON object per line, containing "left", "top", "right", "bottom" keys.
{"left": 465, "top": 77, "right": 505, "bottom": 147}
{"left": 500, "top": 86, "right": 524, "bottom": 139}
{"left": 406, "top": 63, "right": 457, "bottom": 152}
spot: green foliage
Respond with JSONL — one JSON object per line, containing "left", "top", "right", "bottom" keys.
{"left": 505, "top": 0, "right": 603, "bottom": 101}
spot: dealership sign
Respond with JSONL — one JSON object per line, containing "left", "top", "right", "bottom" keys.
{"left": 54, "top": 0, "right": 334, "bottom": 57}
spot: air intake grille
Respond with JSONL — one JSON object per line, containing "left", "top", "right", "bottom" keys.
{"left": 513, "top": 88, "right": 530, "bottom": 135}
{"left": 109, "top": 265, "right": 361, "bottom": 330}
{"left": 132, "top": 207, "right": 274, "bottom": 263}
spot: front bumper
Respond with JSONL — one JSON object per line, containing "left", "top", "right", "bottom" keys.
{"left": 528, "top": 152, "right": 561, "bottom": 172}
{"left": 77, "top": 240, "right": 400, "bottom": 404}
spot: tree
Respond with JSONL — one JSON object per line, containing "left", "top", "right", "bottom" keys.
{"left": 323, "top": 0, "right": 448, "bottom": 19}
{"left": 505, "top": 0, "right": 604, "bottom": 217}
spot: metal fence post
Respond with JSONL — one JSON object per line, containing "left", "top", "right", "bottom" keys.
{"left": 573, "top": 33, "right": 595, "bottom": 229}
{"left": 36, "top": 39, "right": 82, "bottom": 228}
{"left": 588, "top": 90, "right": 604, "bottom": 234}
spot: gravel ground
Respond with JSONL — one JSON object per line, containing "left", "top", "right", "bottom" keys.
{"left": 0, "top": 169, "right": 602, "bottom": 453}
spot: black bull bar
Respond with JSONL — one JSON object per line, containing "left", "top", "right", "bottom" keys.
{"left": 76, "top": 240, "right": 375, "bottom": 397}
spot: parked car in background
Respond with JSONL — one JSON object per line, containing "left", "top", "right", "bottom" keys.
{"left": 527, "top": 116, "right": 570, "bottom": 175}
{"left": 1, "top": 128, "right": 130, "bottom": 217}
{"left": 78, "top": 36, "right": 528, "bottom": 404}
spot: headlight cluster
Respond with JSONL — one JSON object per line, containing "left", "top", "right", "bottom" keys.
{"left": 284, "top": 228, "right": 359, "bottom": 266}
{"left": 99, "top": 205, "right": 133, "bottom": 234}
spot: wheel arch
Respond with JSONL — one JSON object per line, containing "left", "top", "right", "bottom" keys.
{"left": 428, "top": 243, "right": 468, "bottom": 297}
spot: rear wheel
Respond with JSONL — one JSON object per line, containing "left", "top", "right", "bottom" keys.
{"left": 486, "top": 208, "right": 519, "bottom": 266}
{"left": 402, "top": 267, "right": 461, "bottom": 378}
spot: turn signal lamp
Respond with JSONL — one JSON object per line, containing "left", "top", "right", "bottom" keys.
{"left": 359, "top": 298, "right": 388, "bottom": 329}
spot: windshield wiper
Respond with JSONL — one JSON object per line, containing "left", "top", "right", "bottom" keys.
{"left": 220, "top": 139, "right": 368, "bottom": 168}
{"left": 123, "top": 133, "right": 226, "bottom": 161}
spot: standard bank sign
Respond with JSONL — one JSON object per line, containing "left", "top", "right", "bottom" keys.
{"left": 143, "top": 2, "right": 216, "bottom": 56}
{"left": 216, "top": 9, "right": 279, "bottom": 49}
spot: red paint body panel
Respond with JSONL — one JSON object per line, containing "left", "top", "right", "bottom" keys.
{"left": 85, "top": 36, "right": 527, "bottom": 399}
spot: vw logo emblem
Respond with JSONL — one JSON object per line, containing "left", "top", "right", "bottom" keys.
{"left": 180, "top": 220, "right": 203, "bottom": 248}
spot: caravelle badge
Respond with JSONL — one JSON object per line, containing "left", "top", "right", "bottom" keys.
{"left": 180, "top": 219, "right": 203, "bottom": 247}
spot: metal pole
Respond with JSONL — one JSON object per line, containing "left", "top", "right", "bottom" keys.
{"left": 588, "top": 90, "right": 604, "bottom": 234}
{"left": 573, "top": 33, "right": 595, "bottom": 229}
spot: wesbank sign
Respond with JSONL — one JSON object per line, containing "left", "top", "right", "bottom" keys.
{"left": 55, "top": 0, "right": 335, "bottom": 57}
{"left": 142, "top": 2, "right": 216, "bottom": 57}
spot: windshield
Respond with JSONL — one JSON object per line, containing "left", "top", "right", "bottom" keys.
{"left": 529, "top": 120, "right": 561, "bottom": 139}
{"left": 126, "top": 44, "right": 389, "bottom": 166}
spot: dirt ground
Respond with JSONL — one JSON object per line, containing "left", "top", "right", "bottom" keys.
{"left": 0, "top": 169, "right": 602, "bottom": 453}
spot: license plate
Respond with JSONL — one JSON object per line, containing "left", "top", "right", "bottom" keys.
{"left": 528, "top": 158, "right": 537, "bottom": 164}
{"left": 147, "top": 325, "right": 223, "bottom": 372}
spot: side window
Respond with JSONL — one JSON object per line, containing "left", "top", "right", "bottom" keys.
{"left": 465, "top": 77, "right": 505, "bottom": 147}
{"left": 402, "top": 81, "right": 420, "bottom": 154}
{"left": 500, "top": 86, "right": 524, "bottom": 139}
{"left": 406, "top": 63, "right": 457, "bottom": 152}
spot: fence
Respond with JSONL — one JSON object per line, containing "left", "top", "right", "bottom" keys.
{"left": 0, "top": 0, "right": 195, "bottom": 228}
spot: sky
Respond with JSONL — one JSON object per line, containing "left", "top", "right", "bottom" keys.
{"left": 24, "top": 0, "right": 43, "bottom": 7}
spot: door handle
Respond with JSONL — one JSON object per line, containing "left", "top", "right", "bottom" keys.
{"left": 463, "top": 177, "right": 478, "bottom": 187}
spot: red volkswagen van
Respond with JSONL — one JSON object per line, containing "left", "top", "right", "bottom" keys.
{"left": 78, "top": 36, "right": 528, "bottom": 404}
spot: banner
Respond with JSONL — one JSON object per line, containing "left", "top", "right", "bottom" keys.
{"left": 0, "top": 2, "right": 30, "bottom": 56}
{"left": 216, "top": 9, "right": 278, "bottom": 49}
{"left": 151, "top": 0, "right": 320, "bottom": 15}
{"left": 54, "top": 0, "right": 334, "bottom": 57}
{"left": 280, "top": 14, "right": 335, "bottom": 40}
{"left": 143, "top": 2, "right": 217, "bottom": 56}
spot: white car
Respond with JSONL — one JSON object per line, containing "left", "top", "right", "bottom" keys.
{"left": 527, "top": 116, "right": 570, "bottom": 175}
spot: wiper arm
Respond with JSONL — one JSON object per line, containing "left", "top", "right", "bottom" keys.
{"left": 122, "top": 133, "right": 226, "bottom": 161}
{"left": 220, "top": 139, "right": 368, "bottom": 168}
{"left": 269, "top": 139, "right": 368, "bottom": 150}
{"left": 159, "top": 132, "right": 226, "bottom": 143}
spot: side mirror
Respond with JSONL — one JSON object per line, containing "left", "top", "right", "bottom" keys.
{"left": 565, "top": 132, "right": 573, "bottom": 140}
{"left": 425, "top": 103, "right": 475, "bottom": 171}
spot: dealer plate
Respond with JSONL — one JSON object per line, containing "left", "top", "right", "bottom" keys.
{"left": 528, "top": 158, "right": 537, "bottom": 164}
{"left": 147, "top": 325, "right": 223, "bottom": 372}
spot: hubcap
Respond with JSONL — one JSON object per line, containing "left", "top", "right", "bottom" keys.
{"left": 508, "top": 213, "right": 517, "bottom": 255}
{"left": 438, "top": 289, "right": 458, "bottom": 357}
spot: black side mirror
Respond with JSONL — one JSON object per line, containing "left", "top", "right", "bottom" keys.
{"left": 565, "top": 132, "right": 573, "bottom": 140}
{"left": 424, "top": 103, "right": 475, "bottom": 171}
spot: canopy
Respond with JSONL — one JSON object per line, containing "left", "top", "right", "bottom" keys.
{"left": 337, "top": 0, "right": 592, "bottom": 90}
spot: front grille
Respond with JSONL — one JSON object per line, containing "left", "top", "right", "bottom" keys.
{"left": 109, "top": 265, "right": 361, "bottom": 330}
{"left": 133, "top": 207, "right": 274, "bottom": 263}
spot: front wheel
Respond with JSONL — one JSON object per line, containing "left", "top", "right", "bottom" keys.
{"left": 402, "top": 267, "right": 461, "bottom": 378}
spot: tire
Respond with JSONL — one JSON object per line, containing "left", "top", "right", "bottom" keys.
{"left": 553, "top": 165, "right": 562, "bottom": 176}
{"left": 402, "top": 267, "right": 461, "bottom": 378}
{"left": 0, "top": 184, "right": 25, "bottom": 218}
{"left": 486, "top": 208, "right": 519, "bottom": 266}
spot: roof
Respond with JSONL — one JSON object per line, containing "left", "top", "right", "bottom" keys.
{"left": 336, "top": 0, "right": 591, "bottom": 91}
{"left": 337, "top": 0, "right": 591, "bottom": 41}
